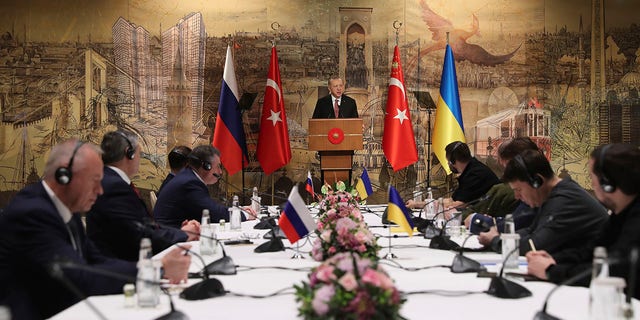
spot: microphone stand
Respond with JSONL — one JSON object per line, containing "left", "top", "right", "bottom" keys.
{"left": 450, "top": 234, "right": 486, "bottom": 273}
{"left": 175, "top": 244, "right": 227, "bottom": 301}
{"left": 428, "top": 195, "right": 491, "bottom": 250}
{"left": 52, "top": 260, "right": 189, "bottom": 320}
{"left": 228, "top": 204, "right": 284, "bottom": 254}
{"left": 486, "top": 247, "right": 532, "bottom": 299}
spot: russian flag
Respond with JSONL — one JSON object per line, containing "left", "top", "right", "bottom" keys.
{"left": 278, "top": 186, "right": 317, "bottom": 244}
{"left": 432, "top": 44, "right": 466, "bottom": 175}
{"left": 305, "top": 171, "right": 314, "bottom": 198}
{"left": 212, "top": 45, "right": 248, "bottom": 176}
{"left": 387, "top": 186, "right": 415, "bottom": 237}
{"left": 355, "top": 167, "right": 373, "bottom": 200}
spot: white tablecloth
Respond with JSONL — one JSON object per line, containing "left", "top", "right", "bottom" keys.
{"left": 51, "top": 205, "right": 638, "bottom": 319}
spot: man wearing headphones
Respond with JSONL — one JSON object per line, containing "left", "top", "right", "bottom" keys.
{"left": 0, "top": 139, "right": 191, "bottom": 319}
{"left": 527, "top": 144, "right": 640, "bottom": 298}
{"left": 154, "top": 144, "right": 256, "bottom": 229}
{"left": 408, "top": 141, "right": 500, "bottom": 210}
{"left": 158, "top": 145, "right": 192, "bottom": 195}
{"left": 86, "top": 130, "right": 200, "bottom": 262}
{"left": 478, "top": 149, "right": 608, "bottom": 255}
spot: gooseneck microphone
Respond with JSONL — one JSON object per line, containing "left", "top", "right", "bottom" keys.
{"left": 51, "top": 258, "right": 188, "bottom": 320}
{"left": 450, "top": 233, "right": 486, "bottom": 273}
{"left": 486, "top": 247, "right": 532, "bottom": 299}
{"left": 174, "top": 243, "right": 227, "bottom": 301}
{"left": 429, "top": 195, "right": 491, "bottom": 251}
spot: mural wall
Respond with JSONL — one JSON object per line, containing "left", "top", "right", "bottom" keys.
{"left": 1, "top": 0, "right": 639, "bottom": 205}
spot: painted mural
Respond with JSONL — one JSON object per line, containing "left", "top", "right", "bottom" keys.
{"left": 1, "top": 0, "right": 639, "bottom": 206}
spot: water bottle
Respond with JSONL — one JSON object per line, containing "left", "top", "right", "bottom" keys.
{"left": 425, "top": 187, "right": 436, "bottom": 220}
{"left": 500, "top": 232, "right": 520, "bottom": 270}
{"left": 503, "top": 214, "right": 515, "bottom": 234}
{"left": 200, "top": 209, "right": 215, "bottom": 255}
{"left": 136, "top": 238, "right": 159, "bottom": 307}
{"left": 251, "top": 187, "right": 261, "bottom": 216}
{"left": 413, "top": 184, "right": 422, "bottom": 203}
{"left": 591, "top": 246, "right": 609, "bottom": 280}
{"left": 590, "top": 276, "right": 626, "bottom": 320}
{"left": 230, "top": 195, "right": 242, "bottom": 230}
{"left": 138, "top": 237, "right": 152, "bottom": 261}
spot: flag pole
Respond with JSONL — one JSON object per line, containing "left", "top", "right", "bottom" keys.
{"left": 383, "top": 184, "right": 397, "bottom": 260}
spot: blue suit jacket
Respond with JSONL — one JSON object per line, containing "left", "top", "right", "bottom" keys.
{"left": 157, "top": 172, "right": 175, "bottom": 196}
{"left": 0, "top": 182, "right": 137, "bottom": 319}
{"left": 86, "top": 167, "right": 187, "bottom": 261}
{"left": 154, "top": 169, "right": 237, "bottom": 228}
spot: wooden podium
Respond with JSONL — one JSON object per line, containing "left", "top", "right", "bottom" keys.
{"left": 308, "top": 118, "right": 363, "bottom": 185}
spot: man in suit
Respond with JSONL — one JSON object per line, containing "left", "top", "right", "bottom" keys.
{"left": 527, "top": 143, "right": 640, "bottom": 298}
{"left": 478, "top": 149, "right": 608, "bottom": 255}
{"left": 154, "top": 145, "right": 256, "bottom": 228}
{"left": 312, "top": 76, "right": 359, "bottom": 119}
{"left": 0, "top": 139, "right": 191, "bottom": 319}
{"left": 158, "top": 145, "right": 191, "bottom": 195}
{"left": 86, "top": 130, "right": 199, "bottom": 262}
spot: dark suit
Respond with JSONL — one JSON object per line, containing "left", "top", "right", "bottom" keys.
{"left": 0, "top": 182, "right": 137, "bottom": 319}
{"left": 312, "top": 94, "right": 359, "bottom": 119}
{"left": 86, "top": 167, "right": 188, "bottom": 261}
{"left": 157, "top": 172, "right": 176, "bottom": 196}
{"left": 154, "top": 169, "right": 240, "bottom": 228}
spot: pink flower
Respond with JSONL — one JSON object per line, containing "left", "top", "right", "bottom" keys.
{"left": 338, "top": 272, "right": 358, "bottom": 291}
{"left": 328, "top": 246, "right": 336, "bottom": 254}
{"left": 361, "top": 269, "right": 382, "bottom": 287}
{"left": 315, "top": 264, "right": 336, "bottom": 282}
{"left": 321, "top": 229, "right": 332, "bottom": 242}
{"left": 312, "top": 284, "right": 335, "bottom": 316}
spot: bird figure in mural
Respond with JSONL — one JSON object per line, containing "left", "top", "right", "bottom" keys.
{"left": 410, "top": 0, "right": 521, "bottom": 68}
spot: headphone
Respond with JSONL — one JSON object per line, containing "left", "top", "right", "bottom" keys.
{"left": 115, "top": 131, "right": 135, "bottom": 160}
{"left": 170, "top": 147, "right": 187, "bottom": 158}
{"left": 513, "top": 154, "right": 542, "bottom": 189}
{"left": 189, "top": 154, "right": 212, "bottom": 171}
{"left": 597, "top": 144, "right": 615, "bottom": 193}
{"left": 448, "top": 141, "right": 463, "bottom": 163}
{"left": 55, "top": 141, "right": 85, "bottom": 185}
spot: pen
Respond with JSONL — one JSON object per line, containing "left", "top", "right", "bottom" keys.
{"left": 528, "top": 239, "right": 537, "bottom": 252}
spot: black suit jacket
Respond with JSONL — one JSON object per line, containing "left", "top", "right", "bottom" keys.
{"left": 86, "top": 167, "right": 188, "bottom": 261}
{"left": 312, "top": 94, "right": 359, "bottom": 119}
{"left": 157, "top": 172, "right": 175, "bottom": 196}
{"left": 0, "top": 182, "right": 137, "bottom": 319}
{"left": 154, "top": 169, "right": 240, "bottom": 228}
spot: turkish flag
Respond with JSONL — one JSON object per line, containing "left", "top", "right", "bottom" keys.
{"left": 382, "top": 45, "right": 418, "bottom": 171}
{"left": 257, "top": 46, "right": 291, "bottom": 175}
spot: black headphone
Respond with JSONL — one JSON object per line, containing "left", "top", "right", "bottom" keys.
{"left": 170, "top": 147, "right": 187, "bottom": 158}
{"left": 598, "top": 144, "right": 615, "bottom": 193}
{"left": 115, "top": 131, "right": 135, "bottom": 160}
{"left": 513, "top": 154, "right": 542, "bottom": 189}
{"left": 55, "top": 141, "right": 85, "bottom": 185}
{"left": 448, "top": 141, "right": 463, "bottom": 163}
{"left": 189, "top": 154, "right": 212, "bottom": 171}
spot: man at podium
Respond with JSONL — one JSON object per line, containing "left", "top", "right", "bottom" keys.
{"left": 312, "top": 76, "right": 359, "bottom": 119}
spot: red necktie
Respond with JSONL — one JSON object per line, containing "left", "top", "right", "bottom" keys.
{"left": 334, "top": 99, "right": 339, "bottom": 118}
{"left": 130, "top": 182, "right": 141, "bottom": 199}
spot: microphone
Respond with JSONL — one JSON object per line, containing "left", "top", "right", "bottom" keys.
{"left": 429, "top": 195, "right": 491, "bottom": 251}
{"left": 450, "top": 233, "right": 486, "bottom": 273}
{"left": 135, "top": 221, "right": 237, "bottom": 276}
{"left": 254, "top": 224, "right": 285, "bottom": 253}
{"left": 51, "top": 258, "right": 188, "bottom": 320}
{"left": 486, "top": 246, "right": 532, "bottom": 299}
{"left": 175, "top": 244, "right": 227, "bottom": 301}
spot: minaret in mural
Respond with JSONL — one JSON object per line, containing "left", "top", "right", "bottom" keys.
{"left": 577, "top": 15, "right": 587, "bottom": 107}
{"left": 591, "top": 0, "right": 606, "bottom": 145}
{"left": 166, "top": 48, "right": 192, "bottom": 153}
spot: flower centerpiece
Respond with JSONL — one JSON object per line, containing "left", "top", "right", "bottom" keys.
{"left": 295, "top": 252, "right": 406, "bottom": 320}
{"left": 311, "top": 185, "right": 379, "bottom": 261}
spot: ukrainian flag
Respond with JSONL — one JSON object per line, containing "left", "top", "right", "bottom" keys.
{"left": 355, "top": 167, "right": 374, "bottom": 200}
{"left": 387, "top": 186, "right": 415, "bottom": 237}
{"left": 432, "top": 44, "right": 465, "bottom": 175}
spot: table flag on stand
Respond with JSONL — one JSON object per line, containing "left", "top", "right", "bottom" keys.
{"left": 355, "top": 167, "right": 373, "bottom": 200}
{"left": 279, "top": 186, "right": 317, "bottom": 244}
{"left": 387, "top": 185, "right": 415, "bottom": 237}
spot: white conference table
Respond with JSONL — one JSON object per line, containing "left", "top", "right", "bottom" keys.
{"left": 52, "top": 205, "right": 638, "bottom": 319}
